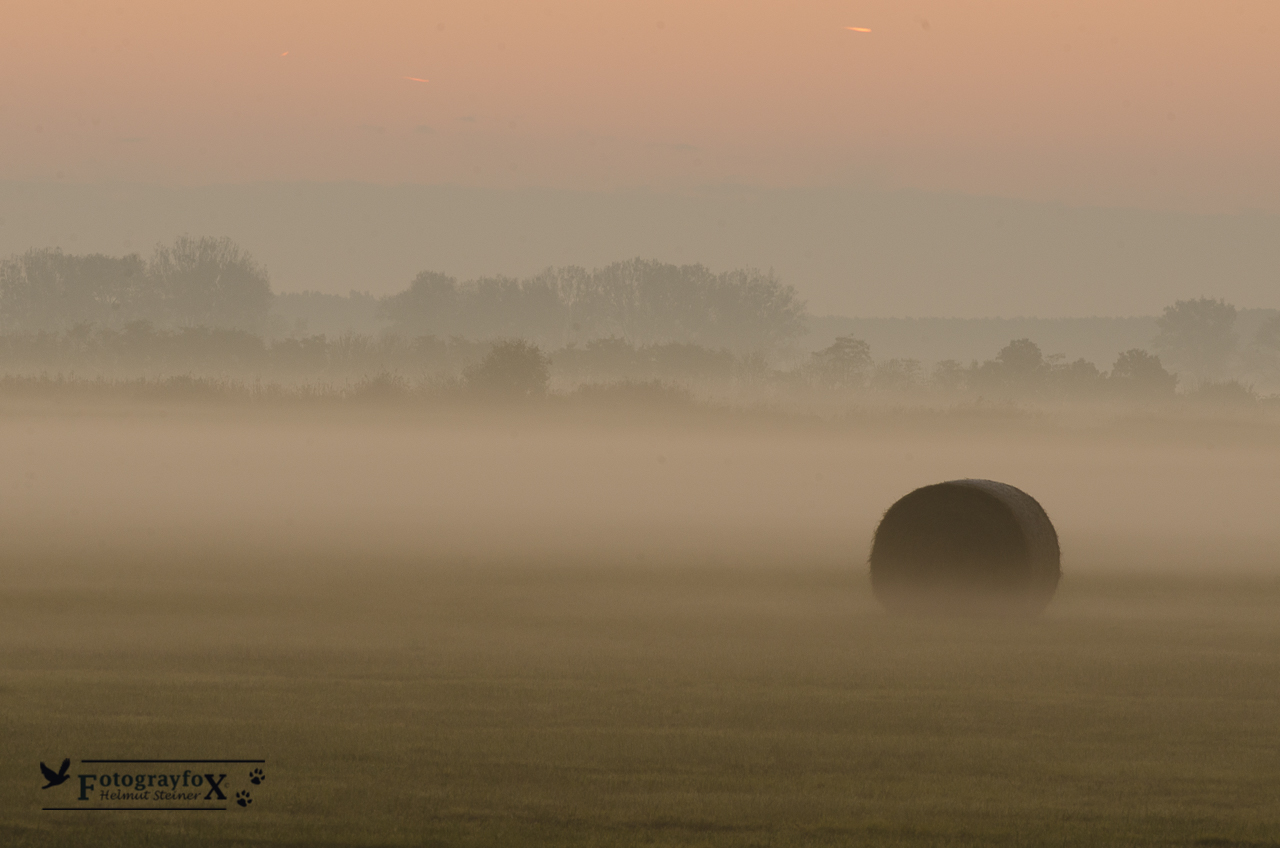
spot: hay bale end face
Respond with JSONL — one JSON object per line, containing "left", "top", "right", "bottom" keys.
{"left": 869, "top": 479, "right": 1060, "bottom": 615}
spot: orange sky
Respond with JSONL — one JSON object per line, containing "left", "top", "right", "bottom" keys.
{"left": 3, "top": 0, "right": 1279, "bottom": 211}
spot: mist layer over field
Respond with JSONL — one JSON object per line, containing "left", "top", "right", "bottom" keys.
{"left": 1, "top": 401, "right": 1278, "bottom": 846}
{"left": 1, "top": 403, "right": 1276, "bottom": 577}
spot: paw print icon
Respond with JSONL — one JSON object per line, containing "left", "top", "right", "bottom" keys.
{"left": 236, "top": 790, "right": 252, "bottom": 807}
{"left": 249, "top": 768, "right": 265, "bottom": 785}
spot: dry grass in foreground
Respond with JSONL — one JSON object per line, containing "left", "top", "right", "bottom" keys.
{"left": 1, "top": 555, "right": 1279, "bottom": 848}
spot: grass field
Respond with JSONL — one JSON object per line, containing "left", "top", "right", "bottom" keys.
{"left": 1, "top": 402, "right": 1278, "bottom": 847}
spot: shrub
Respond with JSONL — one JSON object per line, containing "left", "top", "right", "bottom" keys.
{"left": 463, "top": 340, "right": 550, "bottom": 399}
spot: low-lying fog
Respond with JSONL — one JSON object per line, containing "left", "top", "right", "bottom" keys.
{"left": 3, "top": 405, "right": 1276, "bottom": 586}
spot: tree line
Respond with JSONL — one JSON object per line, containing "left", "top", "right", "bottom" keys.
{"left": 0, "top": 323, "right": 744, "bottom": 385}
{"left": 1, "top": 242, "right": 807, "bottom": 353}
{"left": 810, "top": 336, "right": 1184, "bottom": 400}
{"left": 0, "top": 238, "right": 271, "bottom": 333}
{"left": 0, "top": 320, "right": 1263, "bottom": 406}
{"left": 377, "top": 259, "right": 807, "bottom": 351}
{"left": 2, "top": 238, "right": 1277, "bottom": 400}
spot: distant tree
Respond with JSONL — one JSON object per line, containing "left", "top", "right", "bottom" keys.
{"left": 1050, "top": 357, "right": 1106, "bottom": 395}
{"left": 173, "top": 325, "right": 267, "bottom": 370}
{"left": 1254, "top": 314, "right": 1280, "bottom": 352}
{"left": 996, "top": 338, "right": 1045, "bottom": 382}
{"left": 514, "top": 272, "right": 570, "bottom": 342}
{"left": 1187, "top": 379, "right": 1257, "bottom": 407}
{"left": 735, "top": 350, "right": 771, "bottom": 387}
{"left": 1153, "top": 297, "right": 1237, "bottom": 378}
{"left": 465, "top": 276, "right": 531, "bottom": 338}
{"left": 272, "top": 290, "right": 383, "bottom": 338}
{"left": 561, "top": 337, "right": 641, "bottom": 380}
{"left": 149, "top": 236, "right": 272, "bottom": 331}
{"left": 0, "top": 248, "right": 153, "bottom": 331}
{"left": 587, "top": 259, "right": 706, "bottom": 343}
{"left": 648, "top": 342, "right": 736, "bottom": 381}
{"left": 377, "top": 271, "right": 461, "bottom": 337}
{"left": 379, "top": 260, "right": 806, "bottom": 352}
{"left": 1109, "top": 349, "right": 1177, "bottom": 398}
{"left": 872, "top": 358, "right": 923, "bottom": 392}
{"left": 553, "top": 337, "right": 738, "bottom": 384}
{"left": 971, "top": 338, "right": 1046, "bottom": 396}
{"left": 1242, "top": 314, "right": 1280, "bottom": 380}
{"left": 380, "top": 270, "right": 559, "bottom": 341}
{"left": 930, "top": 359, "right": 968, "bottom": 393}
{"left": 464, "top": 339, "right": 551, "bottom": 399}
{"left": 701, "top": 266, "right": 807, "bottom": 352}
{"left": 810, "top": 335, "right": 872, "bottom": 388}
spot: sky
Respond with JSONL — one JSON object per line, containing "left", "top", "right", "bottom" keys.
{"left": 4, "top": 0, "right": 1280, "bottom": 213}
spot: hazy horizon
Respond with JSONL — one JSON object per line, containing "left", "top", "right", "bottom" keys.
{"left": 5, "top": 180, "right": 1279, "bottom": 319}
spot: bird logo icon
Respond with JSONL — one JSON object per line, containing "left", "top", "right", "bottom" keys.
{"left": 40, "top": 759, "right": 71, "bottom": 789}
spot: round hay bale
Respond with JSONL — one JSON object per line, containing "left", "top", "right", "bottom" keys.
{"left": 869, "top": 479, "right": 1060, "bottom": 615}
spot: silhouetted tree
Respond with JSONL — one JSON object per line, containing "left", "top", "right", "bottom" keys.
{"left": 701, "top": 266, "right": 807, "bottom": 352}
{"left": 465, "top": 276, "right": 531, "bottom": 338}
{"left": 377, "top": 272, "right": 460, "bottom": 337}
{"left": 1049, "top": 357, "right": 1106, "bottom": 395}
{"left": 1254, "top": 314, "right": 1280, "bottom": 352}
{"left": 553, "top": 337, "right": 639, "bottom": 381}
{"left": 551, "top": 337, "right": 736, "bottom": 384}
{"left": 272, "top": 290, "right": 382, "bottom": 337}
{"left": 1242, "top": 314, "right": 1280, "bottom": 382}
{"left": 378, "top": 259, "right": 806, "bottom": 352}
{"left": 1109, "top": 349, "right": 1177, "bottom": 398}
{"left": 810, "top": 335, "right": 872, "bottom": 388}
{"left": 647, "top": 342, "right": 736, "bottom": 381}
{"left": 464, "top": 339, "right": 551, "bottom": 399}
{"left": 0, "top": 249, "right": 153, "bottom": 331}
{"left": 872, "top": 358, "right": 923, "bottom": 392}
{"left": 930, "top": 359, "right": 967, "bottom": 393}
{"left": 996, "top": 338, "right": 1046, "bottom": 382}
{"left": 150, "top": 236, "right": 272, "bottom": 331}
{"left": 971, "top": 338, "right": 1046, "bottom": 396}
{"left": 610, "top": 260, "right": 806, "bottom": 351}
{"left": 1187, "top": 379, "right": 1256, "bottom": 407}
{"left": 1153, "top": 297, "right": 1237, "bottom": 378}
